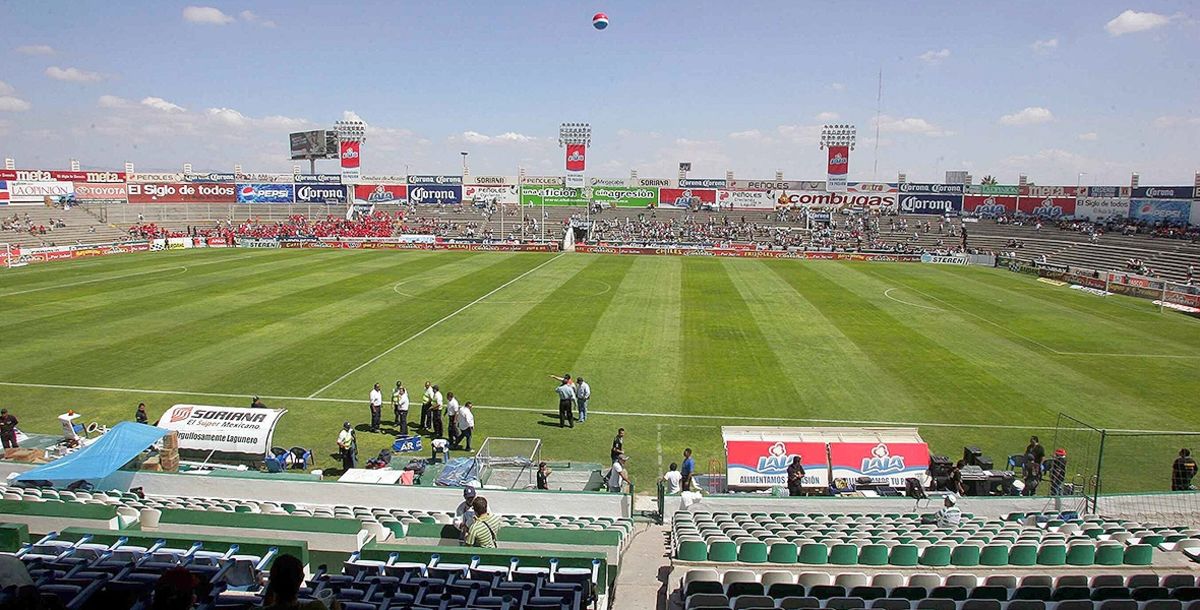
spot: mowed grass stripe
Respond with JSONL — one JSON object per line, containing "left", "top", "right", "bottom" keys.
{"left": 680, "top": 258, "right": 801, "bottom": 416}
{"left": 5, "top": 251, "right": 444, "bottom": 388}
{"left": 766, "top": 261, "right": 1028, "bottom": 424}
{"left": 130, "top": 252, "right": 508, "bottom": 394}
{"left": 724, "top": 259, "right": 917, "bottom": 418}
{"left": 0, "top": 248, "right": 254, "bottom": 291}
{"left": 307, "top": 252, "right": 576, "bottom": 398}
{"left": 0, "top": 251, "right": 363, "bottom": 370}
{"left": 571, "top": 255, "right": 684, "bottom": 417}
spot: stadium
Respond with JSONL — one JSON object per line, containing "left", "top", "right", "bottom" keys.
{"left": 2, "top": 3, "right": 1200, "bottom": 610}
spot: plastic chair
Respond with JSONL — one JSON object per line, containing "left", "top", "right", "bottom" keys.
{"left": 1067, "top": 543, "right": 1096, "bottom": 566}
{"left": 830, "top": 544, "right": 859, "bottom": 565}
{"left": 1124, "top": 544, "right": 1154, "bottom": 566}
{"left": 799, "top": 543, "right": 829, "bottom": 565}
{"left": 888, "top": 545, "right": 918, "bottom": 567}
{"left": 768, "top": 541, "right": 798, "bottom": 564}
{"left": 950, "top": 544, "right": 981, "bottom": 566}
{"left": 919, "top": 545, "right": 952, "bottom": 567}
{"left": 1009, "top": 544, "right": 1038, "bottom": 566}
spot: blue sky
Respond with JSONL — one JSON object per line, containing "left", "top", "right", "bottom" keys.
{"left": 1, "top": 1, "right": 1198, "bottom": 184}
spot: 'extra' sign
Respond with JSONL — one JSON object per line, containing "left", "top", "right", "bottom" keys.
{"left": 898, "top": 193, "right": 963, "bottom": 214}
{"left": 408, "top": 175, "right": 463, "bottom": 185}
{"left": 898, "top": 182, "right": 964, "bottom": 194}
{"left": 295, "top": 185, "right": 348, "bottom": 203}
{"left": 409, "top": 184, "right": 462, "bottom": 204}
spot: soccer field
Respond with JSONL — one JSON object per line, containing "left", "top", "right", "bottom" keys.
{"left": 2, "top": 248, "right": 1198, "bottom": 493}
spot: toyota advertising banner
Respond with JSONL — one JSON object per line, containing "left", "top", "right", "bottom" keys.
{"left": 157, "top": 404, "right": 287, "bottom": 456}
{"left": 464, "top": 184, "right": 518, "bottom": 204}
{"left": 340, "top": 140, "right": 361, "bottom": 183}
{"left": 128, "top": 182, "right": 235, "bottom": 203}
{"left": 408, "top": 184, "right": 462, "bottom": 205}
{"left": 717, "top": 189, "right": 776, "bottom": 210}
{"left": 294, "top": 184, "right": 349, "bottom": 204}
{"left": 1075, "top": 197, "right": 1131, "bottom": 221}
{"left": 726, "top": 440, "right": 828, "bottom": 488}
{"left": 519, "top": 185, "right": 586, "bottom": 206}
{"left": 1018, "top": 196, "right": 1076, "bottom": 218}
{"left": 236, "top": 183, "right": 295, "bottom": 204}
{"left": 963, "top": 195, "right": 1017, "bottom": 217}
{"left": 72, "top": 182, "right": 128, "bottom": 204}
{"left": 1129, "top": 199, "right": 1191, "bottom": 224}
{"left": 590, "top": 186, "right": 657, "bottom": 208}
{"left": 659, "top": 187, "right": 717, "bottom": 209}
{"left": 826, "top": 145, "right": 849, "bottom": 192}
{"left": 897, "top": 193, "right": 963, "bottom": 215}
{"left": 9, "top": 181, "right": 75, "bottom": 204}
{"left": 353, "top": 184, "right": 407, "bottom": 204}
{"left": 829, "top": 442, "right": 930, "bottom": 487}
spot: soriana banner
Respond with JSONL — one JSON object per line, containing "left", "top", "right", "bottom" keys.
{"left": 340, "top": 140, "right": 361, "bottom": 183}
{"left": 726, "top": 439, "right": 828, "bottom": 488}
{"left": 963, "top": 195, "right": 1017, "bottom": 216}
{"left": 1018, "top": 196, "right": 1076, "bottom": 218}
{"left": 659, "top": 187, "right": 717, "bottom": 209}
{"left": 827, "top": 145, "right": 849, "bottom": 192}
{"left": 128, "top": 182, "right": 235, "bottom": 203}
{"left": 829, "top": 441, "right": 929, "bottom": 486}
{"left": 157, "top": 404, "right": 287, "bottom": 455}
{"left": 565, "top": 144, "right": 585, "bottom": 172}
{"left": 353, "top": 183, "right": 407, "bottom": 204}
{"left": 717, "top": 189, "right": 776, "bottom": 210}
{"left": 72, "top": 182, "right": 128, "bottom": 203}
{"left": 464, "top": 184, "right": 518, "bottom": 204}
{"left": 590, "top": 186, "right": 657, "bottom": 208}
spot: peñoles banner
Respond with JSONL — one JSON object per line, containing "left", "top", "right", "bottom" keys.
{"left": 464, "top": 184, "right": 518, "bottom": 204}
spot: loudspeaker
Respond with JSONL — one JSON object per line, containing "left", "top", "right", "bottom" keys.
{"left": 976, "top": 455, "right": 995, "bottom": 471}
{"left": 963, "top": 446, "right": 983, "bottom": 466}
{"left": 905, "top": 477, "right": 927, "bottom": 499}
{"left": 929, "top": 455, "right": 953, "bottom": 478}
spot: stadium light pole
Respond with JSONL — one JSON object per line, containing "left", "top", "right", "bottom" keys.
{"left": 460, "top": 151, "right": 469, "bottom": 177}
{"left": 559, "top": 122, "right": 592, "bottom": 229}
{"left": 334, "top": 118, "right": 367, "bottom": 178}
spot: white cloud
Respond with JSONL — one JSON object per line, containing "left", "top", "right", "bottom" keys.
{"left": 342, "top": 110, "right": 364, "bottom": 123}
{"left": 815, "top": 111, "right": 840, "bottom": 121}
{"left": 1031, "top": 38, "right": 1059, "bottom": 52}
{"left": 206, "top": 107, "right": 248, "bottom": 127}
{"left": 183, "top": 6, "right": 235, "bottom": 25}
{"left": 260, "top": 115, "right": 310, "bottom": 129}
{"left": 1105, "top": 10, "right": 1173, "bottom": 36}
{"left": 97, "top": 94, "right": 131, "bottom": 108}
{"left": 456, "top": 130, "right": 536, "bottom": 144}
{"left": 239, "top": 10, "right": 276, "bottom": 27}
{"left": 728, "top": 129, "right": 764, "bottom": 140}
{"left": 1077, "top": 132, "right": 1099, "bottom": 141}
{"left": 15, "top": 44, "right": 54, "bottom": 55}
{"left": 0, "top": 96, "right": 31, "bottom": 112}
{"left": 45, "top": 66, "right": 103, "bottom": 82}
{"left": 829, "top": 83, "right": 846, "bottom": 92}
{"left": 1153, "top": 115, "right": 1200, "bottom": 128}
{"left": 918, "top": 48, "right": 951, "bottom": 64}
{"left": 0, "top": 81, "right": 13, "bottom": 96}
{"left": 141, "top": 96, "right": 186, "bottom": 113}
{"left": 874, "top": 115, "right": 953, "bottom": 136}
{"left": 1000, "top": 107, "right": 1054, "bottom": 126}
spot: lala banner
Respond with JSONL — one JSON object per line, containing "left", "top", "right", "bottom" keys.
{"left": 565, "top": 144, "right": 585, "bottom": 172}
{"left": 829, "top": 441, "right": 930, "bottom": 487}
{"left": 826, "top": 145, "right": 849, "bottom": 192}
{"left": 340, "top": 140, "right": 361, "bottom": 183}
{"left": 726, "top": 440, "right": 828, "bottom": 488}
{"left": 659, "top": 187, "right": 717, "bottom": 209}
{"left": 1018, "top": 196, "right": 1076, "bottom": 218}
{"left": 157, "top": 404, "right": 287, "bottom": 455}
{"left": 963, "top": 195, "right": 1018, "bottom": 217}
{"left": 353, "top": 184, "right": 407, "bottom": 204}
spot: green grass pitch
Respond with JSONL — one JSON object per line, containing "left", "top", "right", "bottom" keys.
{"left": 1, "top": 248, "right": 1197, "bottom": 493}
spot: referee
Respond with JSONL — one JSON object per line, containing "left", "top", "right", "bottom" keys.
{"left": 553, "top": 373, "right": 576, "bottom": 428}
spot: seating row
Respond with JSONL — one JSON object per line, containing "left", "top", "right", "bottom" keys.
{"left": 681, "top": 570, "right": 1200, "bottom": 595}
{"left": 686, "top": 595, "right": 1200, "bottom": 610}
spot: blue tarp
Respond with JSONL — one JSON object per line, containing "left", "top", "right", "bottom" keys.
{"left": 14, "top": 422, "right": 167, "bottom": 482}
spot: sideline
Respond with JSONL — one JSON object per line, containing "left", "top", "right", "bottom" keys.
{"left": 307, "top": 252, "right": 567, "bottom": 397}
{"left": 2, "top": 380, "right": 1197, "bottom": 435}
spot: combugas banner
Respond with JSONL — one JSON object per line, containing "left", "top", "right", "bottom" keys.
{"left": 827, "top": 145, "right": 849, "bottom": 192}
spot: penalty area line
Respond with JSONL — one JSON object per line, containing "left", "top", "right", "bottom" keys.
{"left": 306, "top": 252, "right": 566, "bottom": 398}
{"left": 2, "top": 379, "right": 1198, "bottom": 435}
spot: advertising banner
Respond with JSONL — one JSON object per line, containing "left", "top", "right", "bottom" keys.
{"left": 1132, "top": 186, "right": 1194, "bottom": 199}
{"left": 726, "top": 440, "right": 828, "bottom": 488}
{"left": 1129, "top": 199, "right": 1191, "bottom": 224}
{"left": 289, "top": 129, "right": 336, "bottom": 160}
{"left": 848, "top": 182, "right": 898, "bottom": 193}
{"left": 236, "top": 183, "right": 295, "bottom": 204}
{"left": 294, "top": 184, "right": 349, "bottom": 204}
{"left": 408, "top": 184, "right": 462, "bottom": 205}
{"left": 566, "top": 173, "right": 585, "bottom": 188}
{"left": 590, "top": 186, "right": 657, "bottom": 208}
{"left": 9, "top": 181, "right": 75, "bottom": 204}
{"left": 128, "top": 172, "right": 183, "bottom": 183}
{"left": 717, "top": 189, "right": 776, "bottom": 210}
{"left": 236, "top": 172, "right": 293, "bottom": 184}
{"left": 1074, "top": 197, "right": 1131, "bottom": 221}
{"left": 565, "top": 144, "right": 585, "bottom": 172}
{"left": 965, "top": 184, "right": 1019, "bottom": 196}
{"left": 633, "top": 177, "right": 674, "bottom": 188}
{"left": 963, "top": 195, "right": 1017, "bottom": 216}
{"left": 659, "top": 187, "right": 717, "bottom": 209}
{"left": 53, "top": 171, "right": 125, "bottom": 183}
{"left": 128, "top": 182, "right": 235, "bottom": 204}
{"left": 157, "top": 404, "right": 287, "bottom": 455}
{"left": 519, "top": 175, "right": 564, "bottom": 186}
{"left": 362, "top": 175, "right": 408, "bottom": 185}
{"left": 72, "top": 182, "right": 128, "bottom": 204}
{"left": 519, "top": 185, "right": 586, "bottom": 206}
{"left": 588, "top": 177, "right": 626, "bottom": 187}
{"left": 1085, "top": 186, "right": 1131, "bottom": 198}
{"left": 898, "top": 183, "right": 964, "bottom": 195}
{"left": 183, "top": 172, "right": 236, "bottom": 183}
{"left": 464, "top": 184, "right": 518, "bottom": 204}
{"left": 1191, "top": 205, "right": 1200, "bottom": 228}
{"left": 407, "top": 175, "right": 462, "bottom": 186}
{"left": 897, "top": 193, "right": 963, "bottom": 214}
{"left": 829, "top": 442, "right": 930, "bottom": 487}
{"left": 727, "top": 179, "right": 825, "bottom": 191}
{"left": 774, "top": 190, "right": 897, "bottom": 210}
{"left": 467, "top": 175, "right": 516, "bottom": 186}
{"left": 826, "top": 145, "right": 849, "bottom": 192}
{"left": 680, "top": 178, "right": 727, "bottom": 189}
{"left": 921, "top": 253, "right": 969, "bottom": 265}
{"left": 353, "top": 184, "right": 408, "bottom": 204}
{"left": 1019, "top": 185, "right": 1084, "bottom": 198}
{"left": 0, "top": 181, "right": 9, "bottom": 205}
{"left": 0, "top": 170, "right": 124, "bottom": 182}
{"left": 340, "top": 140, "right": 361, "bottom": 183}
{"left": 1018, "top": 196, "right": 1076, "bottom": 218}
{"left": 293, "top": 173, "right": 342, "bottom": 185}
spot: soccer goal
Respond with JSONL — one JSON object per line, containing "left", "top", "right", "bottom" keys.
{"left": 2, "top": 243, "right": 27, "bottom": 269}
{"left": 475, "top": 437, "right": 541, "bottom": 489}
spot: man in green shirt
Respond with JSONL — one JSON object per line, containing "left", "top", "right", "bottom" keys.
{"left": 464, "top": 496, "right": 502, "bottom": 548}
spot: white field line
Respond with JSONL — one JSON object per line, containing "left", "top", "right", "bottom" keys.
{"left": 0, "top": 251, "right": 262, "bottom": 299}
{"left": 306, "top": 252, "right": 566, "bottom": 398}
{"left": 885, "top": 285, "right": 1200, "bottom": 360}
{"left": 2, "top": 380, "right": 1197, "bottom": 435}
{"left": 882, "top": 287, "right": 943, "bottom": 311}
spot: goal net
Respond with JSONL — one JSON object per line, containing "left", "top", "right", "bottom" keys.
{"left": 2, "top": 243, "right": 27, "bottom": 269}
{"left": 475, "top": 437, "right": 541, "bottom": 490}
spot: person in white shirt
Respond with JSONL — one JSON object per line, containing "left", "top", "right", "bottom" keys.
{"left": 392, "top": 381, "right": 409, "bottom": 436}
{"left": 453, "top": 402, "right": 475, "bottom": 451}
{"left": 924, "top": 493, "right": 962, "bottom": 527}
{"left": 368, "top": 383, "right": 383, "bottom": 432}
{"left": 661, "top": 462, "right": 683, "bottom": 494}
{"left": 431, "top": 385, "right": 445, "bottom": 438}
{"left": 607, "top": 453, "right": 632, "bottom": 492}
{"left": 453, "top": 486, "right": 477, "bottom": 539}
{"left": 576, "top": 377, "right": 591, "bottom": 423}
{"left": 446, "top": 392, "right": 460, "bottom": 442}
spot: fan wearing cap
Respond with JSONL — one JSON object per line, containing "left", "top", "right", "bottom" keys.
{"left": 337, "top": 422, "right": 357, "bottom": 471}
{"left": 607, "top": 453, "right": 632, "bottom": 493}
{"left": 454, "top": 486, "right": 478, "bottom": 538}
{"left": 1047, "top": 448, "right": 1068, "bottom": 496}
{"left": 923, "top": 493, "right": 962, "bottom": 527}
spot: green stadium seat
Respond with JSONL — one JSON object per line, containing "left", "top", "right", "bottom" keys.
{"left": 1037, "top": 543, "right": 1067, "bottom": 566}
{"left": 678, "top": 539, "right": 708, "bottom": 562}
{"left": 708, "top": 539, "right": 737, "bottom": 562}
{"left": 951, "top": 544, "right": 981, "bottom": 566}
{"left": 738, "top": 541, "right": 768, "bottom": 564}
{"left": 920, "top": 544, "right": 952, "bottom": 567}
{"left": 768, "top": 541, "right": 798, "bottom": 564}
{"left": 858, "top": 544, "right": 889, "bottom": 566}
{"left": 1123, "top": 544, "right": 1153, "bottom": 566}
{"left": 979, "top": 544, "right": 1009, "bottom": 566}
{"left": 1095, "top": 543, "right": 1125, "bottom": 566}
{"left": 829, "top": 543, "right": 858, "bottom": 565}
{"left": 888, "top": 544, "right": 919, "bottom": 567}
{"left": 1066, "top": 543, "right": 1095, "bottom": 566}
{"left": 1009, "top": 544, "right": 1038, "bottom": 566}
{"left": 799, "top": 543, "right": 829, "bottom": 565}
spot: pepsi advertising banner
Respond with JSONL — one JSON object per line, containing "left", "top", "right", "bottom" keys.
{"left": 236, "top": 183, "right": 294, "bottom": 204}
{"left": 1129, "top": 199, "right": 1191, "bottom": 224}
{"left": 294, "top": 184, "right": 349, "bottom": 204}
{"left": 1132, "top": 186, "right": 1195, "bottom": 200}
{"left": 897, "top": 193, "right": 963, "bottom": 215}
{"left": 409, "top": 184, "right": 462, "bottom": 204}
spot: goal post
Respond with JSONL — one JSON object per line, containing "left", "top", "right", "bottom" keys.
{"left": 1, "top": 243, "right": 26, "bottom": 269}
{"left": 475, "top": 437, "right": 542, "bottom": 489}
